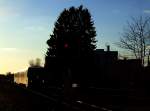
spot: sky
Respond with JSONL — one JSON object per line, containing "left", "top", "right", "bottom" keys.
{"left": 0, "top": 0, "right": 149, "bottom": 74}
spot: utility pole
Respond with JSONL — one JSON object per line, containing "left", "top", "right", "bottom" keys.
{"left": 64, "top": 66, "right": 72, "bottom": 100}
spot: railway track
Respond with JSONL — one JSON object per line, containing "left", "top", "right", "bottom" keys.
{"left": 16, "top": 85, "right": 126, "bottom": 111}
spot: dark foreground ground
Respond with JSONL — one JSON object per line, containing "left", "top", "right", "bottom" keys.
{"left": 0, "top": 83, "right": 58, "bottom": 111}
{"left": 0, "top": 83, "right": 150, "bottom": 111}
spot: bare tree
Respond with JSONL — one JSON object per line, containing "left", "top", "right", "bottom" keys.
{"left": 29, "top": 58, "right": 42, "bottom": 67}
{"left": 29, "top": 59, "right": 34, "bottom": 67}
{"left": 35, "top": 58, "right": 41, "bottom": 66}
{"left": 117, "top": 16, "right": 150, "bottom": 65}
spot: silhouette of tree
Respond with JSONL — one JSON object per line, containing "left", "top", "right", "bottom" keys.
{"left": 46, "top": 5, "right": 96, "bottom": 59}
{"left": 116, "top": 16, "right": 150, "bottom": 65}
{"left": 45, "top": 6, "right": 97, "bottom": 91}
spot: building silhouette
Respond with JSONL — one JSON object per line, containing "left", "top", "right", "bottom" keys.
{"left": 12, "top": 47, "right": 150, "bottom": 97}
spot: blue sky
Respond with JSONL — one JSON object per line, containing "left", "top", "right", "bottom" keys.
{"left": 0, "top": 0, "right": 150, "bottom": 73}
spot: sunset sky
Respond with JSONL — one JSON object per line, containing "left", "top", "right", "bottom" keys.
{"left": 0, "top": 0, "right": 149, "bottom": 74}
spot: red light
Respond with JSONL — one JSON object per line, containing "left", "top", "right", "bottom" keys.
{"left": 64, "top": 43, "right": 68, "bottom": 48}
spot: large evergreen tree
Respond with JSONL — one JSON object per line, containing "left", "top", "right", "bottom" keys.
{"left": 46, "top": 5, "right": 96, "bottom": 59}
